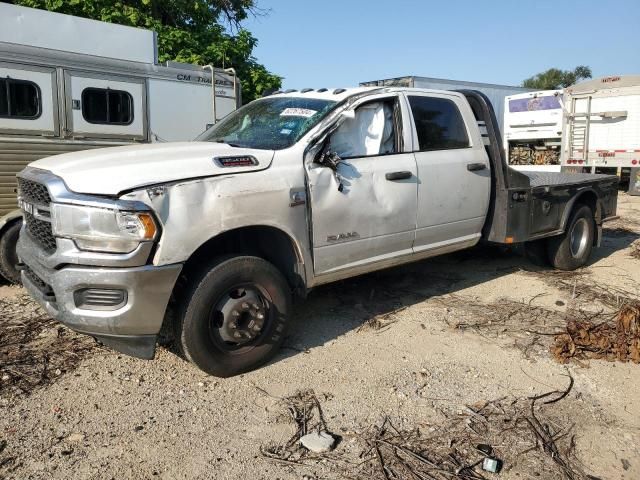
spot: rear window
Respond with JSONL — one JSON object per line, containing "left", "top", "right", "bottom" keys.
{"left": 0, "top": 78, "right": 41, "bottom": 119}
{"left": 82, "top": 88, "right": 133, "bottom": 125}
{"left": 408, "top": 96, "right": 469, "bottom": 151}
{"left": 509, "top": 95, "right": 561, "bottom": 113}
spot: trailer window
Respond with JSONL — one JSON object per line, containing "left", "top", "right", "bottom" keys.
{"left": 408, "top": 96, "right": 469, "bottom": 151}
{"left": 0, "top": 78, "right": 41, "bottom": 119}
{"left": 509, "top": 95, "right": 561, "bottom": 112}
{"left": 82, "top": 88, "right": 133, "bottom": 125}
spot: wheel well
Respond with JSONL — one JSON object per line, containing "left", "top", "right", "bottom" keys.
{"left": 0, "top": 215, "right": 22, "bottom": 236}
{"left": 160, "top": 226, "right": 305, "bottom": 344}
{"left": 570, "top": 191, "right": 601, "bottom": 247}
{"left": 575, "top": 191, "right": 599, "bottom": 220}
{"left": 179, "top": 226, "right": 305, "bottom": 294}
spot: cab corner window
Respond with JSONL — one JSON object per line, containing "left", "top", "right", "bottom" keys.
{"left": 82, "top": 88, "right": 133, "bottom": 125}
{"left": 329, "top": 99, "right": 398, "bottom": 159}
{"left": 0, "top": 78, "right": 41, "bottom": 119}
{"left": 408, "top": 96, "right": 469, "bottom": 151}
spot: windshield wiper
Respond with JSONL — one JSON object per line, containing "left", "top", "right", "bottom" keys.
{"left": 213, "top": 139, "right": 244, "bottom": 148}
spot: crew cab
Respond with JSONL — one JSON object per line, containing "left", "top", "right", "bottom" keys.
{"left": 16, "top": 87, "right": 619, "bottom": 377}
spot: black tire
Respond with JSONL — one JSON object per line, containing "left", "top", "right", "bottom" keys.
{"left": 546, "top": 204, "right": 595, "bottom": 270}
{"left": 0, "top": 220, "right": 22, "bottom": 284}
{"left": 524, "top": 239, "right": 549, "bottom": 267}
{"left": 176, "top": 256, "right": 291, "bottom": 377}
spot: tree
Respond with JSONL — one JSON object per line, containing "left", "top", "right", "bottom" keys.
{"left": 522, "top": 66, "right": 592, "bottom": 89}
{"left": 8, "top": 0, "right": 282, "bottom": 103}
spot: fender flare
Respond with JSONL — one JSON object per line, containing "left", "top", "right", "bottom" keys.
{"left": 0, "top": 210, "right": 23, "bottom": 235}
{"left": 559, "top": 189, "right": 602, "bottom": 233}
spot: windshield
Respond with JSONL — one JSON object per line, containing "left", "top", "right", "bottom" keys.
{"left": 197, "top": 97, "right": 338, "bottom": 150}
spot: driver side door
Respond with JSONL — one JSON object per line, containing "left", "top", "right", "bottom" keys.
{"left": 306, "top": 94, "right": 418, "bottom": 277}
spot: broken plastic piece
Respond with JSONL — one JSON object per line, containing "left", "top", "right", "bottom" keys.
{"left": 482, "top": 457, "right": 503, "bottom": 473}
{"left": 476, "top": 444, "right": 494, "bottom": 456}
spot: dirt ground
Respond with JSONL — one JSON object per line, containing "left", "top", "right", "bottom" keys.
{"left": 1, "top": 193, "right": 640, "bottom": 480}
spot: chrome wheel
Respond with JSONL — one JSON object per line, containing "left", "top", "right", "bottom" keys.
{"left": 209, "top": 285, "right": 271, "bottom": 352}
{"left": 569, "top": 217, "right": 589, "bottom": 258}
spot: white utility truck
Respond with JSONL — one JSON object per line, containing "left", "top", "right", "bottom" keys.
{"left": 17, "top": 88, "right": 619, "bottom": 377}
{"left": 561, "top": 75, "right": 640, "bottom": 194}
{"left": 0, "top": 3, "right": 239, "bottom": 282}
{"left": 503, "top": 90, "right": 563, "bottom": 172}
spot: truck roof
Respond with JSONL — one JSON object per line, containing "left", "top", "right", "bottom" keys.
{"left": 268, "top": 86, "right": 471, "bottom": 103}
{"left": 269, "top": 87, "right": 378, "bottom": 102}
{"left": 566, "top": 75, "right": 640, "bottom": 94}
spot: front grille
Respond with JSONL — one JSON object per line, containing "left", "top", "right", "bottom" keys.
{"left": 24, "top": 212, "right": 57, "bottom": 253}
{"left": 17, "top": 177, "right": 52, "bottom": 205}
{"left": 23, "top": 265, "right": 56, "bottom": 303}
{"left": 23, "top": 264, "right": 48, "bottom": 291}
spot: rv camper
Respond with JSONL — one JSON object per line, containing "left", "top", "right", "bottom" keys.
{"left": 503, "top": 90, "right": 563, "bottom": 172}
{"left": 0, "top": 3, "right": 240, "bottom": 283}
{"left": 561, "top": 75, "right": 640, "bottom": 194}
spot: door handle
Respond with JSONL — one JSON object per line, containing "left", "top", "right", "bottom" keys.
{"left": 385, "top": 171, "right": 412, "bottom": 181}
{"left": 467, "top": 163, "right": 487, "bottom": 172}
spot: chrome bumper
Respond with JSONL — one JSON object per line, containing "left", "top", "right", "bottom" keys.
{"left": 17, "top": 234, "right": 182, "bottom": 359}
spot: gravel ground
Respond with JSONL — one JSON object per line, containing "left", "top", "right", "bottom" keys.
{"left": 1, "top": 193, "right": 639, "bottom": 480}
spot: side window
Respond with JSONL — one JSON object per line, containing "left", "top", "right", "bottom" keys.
{"left": 408, "top": 96, "right": 469, "bottom": 151}
{"left": 82, "top": 88, "right": 133, "bottom": 125}
{"left": 329, "top": 99, "right": 398, "bottom": 159}
{"left": 0, "top": 78, "right": 41, "bottom": 119}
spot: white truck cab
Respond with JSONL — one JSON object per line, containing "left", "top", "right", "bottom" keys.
{"left": 17, "top": 87, "right": 618, "bottom": 376}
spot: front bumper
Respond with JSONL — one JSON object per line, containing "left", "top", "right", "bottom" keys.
{"left": 17, "top": 234, "right": 182, "bottom": 359}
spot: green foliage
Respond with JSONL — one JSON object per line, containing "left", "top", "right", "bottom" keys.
{"left": 522, "top": 66, "right": 592, "bottom": 90}
{"left": 11, "top": 0, "right": 281, "bottom": 102}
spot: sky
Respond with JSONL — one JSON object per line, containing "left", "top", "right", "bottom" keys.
{"left": 244, "top": 0, "right": 640, "bottom": 90}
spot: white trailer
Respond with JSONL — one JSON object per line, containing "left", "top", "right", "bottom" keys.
{"left": 503, "top": 90, "right": 563, "bottom": 172}
{"left": 0, "top": 3, "right": 240, "bottom": 282}
{"left": 561, "top": 75, "right": 640, "bottom": 193}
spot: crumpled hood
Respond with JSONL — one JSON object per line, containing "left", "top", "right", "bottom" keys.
{"left": 29, "top": 142, "right": 275, "bottom": 195}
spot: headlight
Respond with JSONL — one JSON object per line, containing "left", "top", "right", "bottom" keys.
{"left": 51, "top": 203, "right": 158, "bottom": 253}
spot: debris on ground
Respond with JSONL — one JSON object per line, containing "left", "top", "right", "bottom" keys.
{"left": 524, "top": 268, "right": 638, "bottom": 310}
{"left": 0, "top": 294, "right": 101, "bottom": 396}
{"left": 552, "top": 302, "right": 640, "bottom": 364}
{"left": 299, "top": 431, "right": 336, "bottom": 453}
{"left": 259, "top": 389, "right": 339, "bottom": 464}
{"left": 441, "top": 295, "right": 568, "bottom": 359}
{"left": 357, "top": 305, "right": 407, "bottom": 332}
{"left": 631, "top": 240, "right": 640, "bottom": 260}
{"left": 263, "top": 378, "right": 599, "bottom": 479}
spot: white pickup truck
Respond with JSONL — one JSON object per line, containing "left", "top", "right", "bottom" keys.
{"left": 16, "top": 87, "right": 619, "bottom": 377}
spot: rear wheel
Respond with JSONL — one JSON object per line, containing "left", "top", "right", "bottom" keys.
{"left": 176, "top": 256, "right": 291, "bottom": 377}
{"left": 0, "top": 221, "right": 22, "bottom": 284}
{"left": 546, "top": 204, "right": 595, "bottom": 270}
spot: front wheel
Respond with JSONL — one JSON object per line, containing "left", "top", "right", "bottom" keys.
{"left": 547, "top": 204, "right": 595, "bottom": 270}
{"left": 0, "top": 220, "right": 22, "bottom": 284}
{"left": 176, "top": 256, "right": 291, "bottom": 377}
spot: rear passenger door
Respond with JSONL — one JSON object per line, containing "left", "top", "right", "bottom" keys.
{"left": 63, "top": 72, "right": 146, "bottom": 141}
{"left": 406, "top": 93, "right": 491, "bottom": 252}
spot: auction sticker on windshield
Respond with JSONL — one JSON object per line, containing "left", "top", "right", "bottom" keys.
{"left": 280, "top": 108, "right": 317, "bottom": 117}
